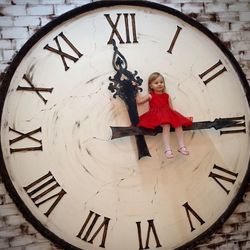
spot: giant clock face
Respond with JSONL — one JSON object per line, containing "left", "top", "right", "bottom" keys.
{"left": 0, "top": 1, "right": 249, "bottom": 250}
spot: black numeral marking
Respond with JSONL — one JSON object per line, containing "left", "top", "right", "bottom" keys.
{"left": 209, "top": 164, "right": 238, "bottom": 194}
{"left": 23, "top": 171, "right": 66, "bottom": 217}
{"left": 183, "top": 202, "right": 205, "bottom": 232}
{"left": 43, "top": 32, "right": 83, "bottom": 71}
{"left": 136, "top": 219, "right": 162, "bottom": 250}
{"left": 199, "top": 60, "right": 227, "bottom": 85}
{"left": 105, "top": 13, "right": 138, "bottom": 44}
{"left": 167, "top": 25, "right": 182, "bottom": 54}
{"left": 17, "top": 74, "right": 53, "bottom": 104}
{"left": 219, "top": 115, "right": 246, "bottom": 135}
{"left": 9, "top": 127, "right": 42, "bottom": 153}
{"left": 77, "top": 210, "right": 110, "bottom": 248}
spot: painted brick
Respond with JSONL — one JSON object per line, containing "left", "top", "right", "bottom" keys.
{"left": 10, "top": 235, "right": 34, "bottom": 247}
{"left": 205, "top": 3, "right": 227, "bottom": 13}
{"left": 228, "top": 2, "right": 250, "bottom": 12}
{"left": 230, "top": 21, "right": 250, "bottom": 32}
{"left": 181, "top": 3, "right": 204, "bottom": 13}
{"left": 221, "top": 31, "right": 242, "bottom": 42}
{"left": 24, "top": 242, "right": 56, "bottom": 250}
{"left": 0, "top": 5, "right": 26, "bottom": 16}
{"left": 0, "top": 16, "right": 14, "bottom": 26}
{"left": 0, "top": 227, "right": 22, "bottom": 238}
{"left": 39, "top": 16, "right": 55, "bottom": 26}
{"left": 14, "top": 38, "right": 28, "bottom": 50}
{"left": 66, "top": 0, "right": 92, "bottom": 4}
{"left": 0, "top": 238, "right": 9, "bottom": 249}
{"left": 0, "top": 63, "right": 9, "bottom": 73}
{"left": 203, "top": 21, "right": 230, "bottom": 33}
{"left": 1, "top": 27, "right": 29, "bottom": 39}
{"left": 242, "top": 31, "right": 250, "bottom": 40}
{"left": 13, "top": 0, "right": 40, "bottom": 3}
{"left": 26, "top": 5, "right": 54, "bottom": 16}
{"left": 40, "top": 0, "right": 65, "bottom": 4}
{"left": 5, "top": 215, "right": 26, "bottom": 226}
{"left": 163, "top": 3, "right": 182, "bottom": 12}
{"left": 13, "top": 16, "right": 41, "bottom": 26}
{"left": 3, "top": 49, "right": 15, "bottom": 61}
{"left": 0, "top": 204, "right": 19, "bottom": 216}
{"left": 240, "top": 51, "right": 250, "bottom": 60}
{"left": 240, "top": 12, "right": 250, "bottom": 22}
{"left": 54, "top": 4, "right": 78, "bottom": 16}
{"left": 217, "top": 12, "right": 239, "bottom": 22}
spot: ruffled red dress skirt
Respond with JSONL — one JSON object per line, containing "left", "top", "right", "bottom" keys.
{"left": 137, "top": 92, "right": 192, "bottom": 129}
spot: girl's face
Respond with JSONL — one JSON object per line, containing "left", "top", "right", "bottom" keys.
{"left": 149, "top": 75, "right": 165, "bottom": 93}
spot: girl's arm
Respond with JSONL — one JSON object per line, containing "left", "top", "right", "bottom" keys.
{"left": 168, "top": 96, "right": 174, "bottom": 109}
{"left": 136, "top": 93, "right": 152, "bottom": 104}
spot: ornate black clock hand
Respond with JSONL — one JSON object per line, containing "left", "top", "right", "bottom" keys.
{"left": 108, "top": 40, "right": 151, "bottom": 159}
{"left": 110, "top": 115, "right": 246, "bottom": 139}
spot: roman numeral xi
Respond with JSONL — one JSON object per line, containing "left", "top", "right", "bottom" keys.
{"left": 44, "top": 32, "right": 83, "bottom": 71}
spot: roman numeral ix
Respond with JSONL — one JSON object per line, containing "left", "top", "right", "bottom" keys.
{"left": 9, "top": 127, "right": 43, "bottom": 153}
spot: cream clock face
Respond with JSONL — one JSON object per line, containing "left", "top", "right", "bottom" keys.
{"left": 0, "top": 1, "right": 249, "bottom": 250}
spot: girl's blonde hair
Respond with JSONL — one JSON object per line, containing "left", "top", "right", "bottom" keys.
{"left": 148, "top": 72, "right": 166, "bottom": 93}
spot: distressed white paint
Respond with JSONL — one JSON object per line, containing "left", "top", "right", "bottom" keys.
{"left": 1, "top": 4, "right": 249, "bottom": 250}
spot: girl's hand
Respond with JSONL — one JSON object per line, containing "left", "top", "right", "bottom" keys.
{"left": 136, "top": 94, "right": 151, "bottom": 104}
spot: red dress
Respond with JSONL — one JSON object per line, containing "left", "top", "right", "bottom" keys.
{"left": 137, "top": 92, "right": 192, "bottom": 129}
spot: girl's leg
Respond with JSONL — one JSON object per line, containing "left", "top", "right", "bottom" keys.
{"left": 175, "top": 126, "right": 189, "bottom": 155}
{"left": 162, "top": 124, "right": 173, "bottom": 158}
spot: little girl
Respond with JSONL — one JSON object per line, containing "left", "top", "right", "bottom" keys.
{"left": 136, "top": 72, "right": 192, "bottom": 159}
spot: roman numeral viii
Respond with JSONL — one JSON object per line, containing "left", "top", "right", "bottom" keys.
{"left": 136, "top": 219, "right": 162, "bottom": 249}
{"left": 23, "top": 171, "right": 66, "bottom": 217}
{"left": 9, "top": 127, "right": 42, "bottom": 153}
{"left": 44, "top": 32, "right": 83, "bottom": 71}
{"left": 77, "top": 210, "right": 111, "bottom": 248}
{"left": 105, "top": 13, "right": 138, "bottom": 44}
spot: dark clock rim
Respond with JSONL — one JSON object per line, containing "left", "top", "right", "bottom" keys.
{"left": 0, "top": 1, "right": 249, "bottom": 250}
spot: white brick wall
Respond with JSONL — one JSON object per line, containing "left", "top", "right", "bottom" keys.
{"left": 0, "top": 1, "right": 249, "bottom": 249}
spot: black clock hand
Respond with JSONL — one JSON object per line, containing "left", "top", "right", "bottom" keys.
{"left": 110, "top": 116, "right": 246, "bottom": 139}
{"left": 108, "top": 40, "right": 151, "bottom": 159}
